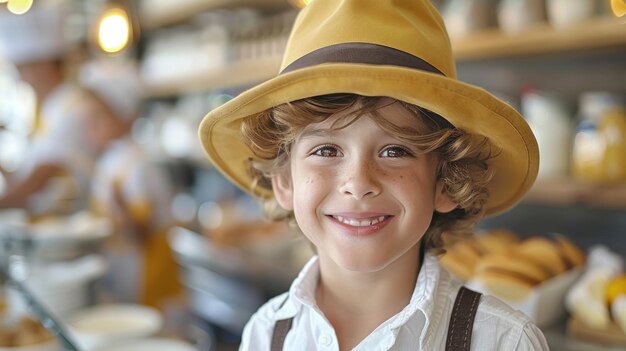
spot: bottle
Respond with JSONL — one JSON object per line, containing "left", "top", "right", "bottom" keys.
{"left": 498, "top": 0, "right": 546, "bottom": 35}
{"left": 546, "top": 0, "right": 596, "bottom": 29}
{"left": 442, "top": 0, "right": 496, "bottom": 38}
{"left": 572, "top": 92, "right": 624, "bottom": 182}
{"left": 522, "top": 90, "right": 572, "bottom": 179}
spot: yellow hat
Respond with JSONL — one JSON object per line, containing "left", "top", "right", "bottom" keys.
{"left": 198, "top": 0, "right": 539, "bottom": 217}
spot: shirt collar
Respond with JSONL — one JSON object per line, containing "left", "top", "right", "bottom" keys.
{"left": 275, "top": 255, "right": 320, "bottom": 320}
{"left": 388, "top": 253, "right": 447, "bottom": 330}
{"left": 276, "top": 253, "right": 451, "bottom": 335}
{"left": 291, "top": 255, "right": 321, "bottom": 307}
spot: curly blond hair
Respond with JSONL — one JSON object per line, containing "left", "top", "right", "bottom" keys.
{"left": 241, "top": 94, "right": 495, "bottom": 253}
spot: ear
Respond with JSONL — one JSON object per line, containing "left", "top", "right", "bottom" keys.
{"left": 271, "top": 171, "right": 294, "bottom": 211}
{"left": 434, "top": 180, "right": 457, "bottom": 214}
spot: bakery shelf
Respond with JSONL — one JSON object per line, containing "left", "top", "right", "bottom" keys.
{"left": 141, "top": 0, "right": 291, "bottom": 29}
{"left": 143, "top": 54, "right": 283, "bottom": 98}
{"left": 142, "top": 17, "right": 626, "bottom": 97}
{"left": 523, "top": 178, "right": 626, "bottom": 209}
{"left": 452, "top": 17, "right": 626, "bottom": 61}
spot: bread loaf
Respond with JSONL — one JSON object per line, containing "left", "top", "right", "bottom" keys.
{"left": 440, "top": 230, "right": 586, "bottom": 303}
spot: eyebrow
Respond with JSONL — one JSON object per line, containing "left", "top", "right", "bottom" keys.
{"left": 298, "top": 128, "right": 337, "bottom": 140}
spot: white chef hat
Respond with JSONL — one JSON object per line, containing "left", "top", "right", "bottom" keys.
{"left": 79, "top": 58, "right": 144, "bottom": 120}
{"left": 0, "top": 0, "right": 69, "bottom": 64}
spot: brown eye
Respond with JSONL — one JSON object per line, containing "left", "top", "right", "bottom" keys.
{"left": 380, "top": 146, "right": 412, "bottom": 158}
{"left": 313, "top": 145, "right": 342, "bottom": 157}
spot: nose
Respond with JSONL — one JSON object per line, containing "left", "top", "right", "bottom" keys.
{"left": 338, "top": 157, "right": 382, "bottom": 199}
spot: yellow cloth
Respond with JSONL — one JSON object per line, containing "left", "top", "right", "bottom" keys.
{"left": 140, "top": 227, "right": 182, "bottom": 309}
{"left": 91, "top": 139, "right": 178, "bottom": 308}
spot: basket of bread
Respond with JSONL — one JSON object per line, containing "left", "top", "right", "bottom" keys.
{"left": 440, "top": 229, "right": 586, "bottom": 327}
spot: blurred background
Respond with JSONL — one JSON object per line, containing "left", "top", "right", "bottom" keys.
{"left": 0, "top": 0, "right": 625, "bottom": 350}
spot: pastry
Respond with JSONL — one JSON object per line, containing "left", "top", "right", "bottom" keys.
{"left": 440, "top": 241, "right": 482, "bottom": 280}
{"left": 475, "top": 229, "right": 519, "bottom": 253}
{"left": 515, "top": 237, "right": 569, "bottom": 276}
{"left": 475, "top": 250, "right": 551, "bottom": 301}
{"left": 551, "top": 233, "right": 586, "bottom": 268}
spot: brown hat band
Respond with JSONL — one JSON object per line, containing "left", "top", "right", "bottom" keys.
{"left": 279, "top": 42, "right": 453, "bottom": 129}
{"left": 280, "top": 42, "right": 445, "bottom": 76}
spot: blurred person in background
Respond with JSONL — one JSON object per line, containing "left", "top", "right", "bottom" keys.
{"left": 84, "top": 60, "right": 182, "bottom": 309}
{"left": 0, "top": 0, "right": 120, "bottom": 216}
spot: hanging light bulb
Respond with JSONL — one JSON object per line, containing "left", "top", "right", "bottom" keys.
{"left": 7, "top": 0, "right": 33, "bottom": 15}
{"left": 96, "top": 5, "right": 132, "bottom": 54}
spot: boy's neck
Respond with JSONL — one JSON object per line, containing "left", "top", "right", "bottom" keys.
{"left": 315, "top": 244, "right": 422, "bottom": 350}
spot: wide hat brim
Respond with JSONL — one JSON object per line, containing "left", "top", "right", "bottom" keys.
{"left": 199, "top": 63, "right": 539, "bottom": 217}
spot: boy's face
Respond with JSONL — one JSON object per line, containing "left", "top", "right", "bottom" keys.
{"left": 272, "top": 98, "right": 456, "bottom": 273}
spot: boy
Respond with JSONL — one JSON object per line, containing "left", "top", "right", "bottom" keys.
{"left": 198, "top": 0, "right": 547, "bottom": 350}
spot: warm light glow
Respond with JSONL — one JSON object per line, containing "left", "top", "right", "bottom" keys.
{"left": 7, "top": 0, "right": 33, "bottom": 15}
{"left": 289, "top": 0, "right": 311, "bottom": 9}
{"left": 97, "top": 7, "right": 131, "bottom": 53}
{"left": 612, "top": 0, "right": 626, "bottom": 17}
{"left": 0, "top": 0, "right": 9, "bottom": 4}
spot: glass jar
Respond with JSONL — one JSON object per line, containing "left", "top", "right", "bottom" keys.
{"left": 598, "top": 107, "right": 626, "bottom": 182}
{"left": 572, "top": 92, "right": 625, "bottom": 183}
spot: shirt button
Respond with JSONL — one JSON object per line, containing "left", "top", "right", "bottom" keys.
{"left": 319, "top": 334, "right": 332, "bottom": 346}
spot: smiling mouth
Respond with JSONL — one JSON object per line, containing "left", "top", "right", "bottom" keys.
{"left": 328, "top": 215, "right": 392, "bottom": 227}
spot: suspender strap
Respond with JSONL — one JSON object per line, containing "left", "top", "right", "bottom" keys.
{"left": 445, "top": 286, "right": 482, "bottom": 351}
{"left": 271, "top": 317, "right": 294, "bottom": 351}
{"left": 269, "top": 286, "right": 482, "bottom": 351}
{"left": 271, "top": 295, "right": 293, "bottom": 351}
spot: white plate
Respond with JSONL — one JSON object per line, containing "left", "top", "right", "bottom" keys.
{"left": 26, "top": 212, "right": 112, "bottom": 243}
{"left": 7, "top": 256, "right": 108, "bottom": 318}
{"left": 0, "top": 212, "right": 113, "bottom": 261}
{"left": 93, "top": 338, "right": 196, "bottom": 351}
{"left": 67, "top": 304, "right": 162, "bottom": 351}
{"left": 27, "top": 255, "right": 108, "bottom": 286}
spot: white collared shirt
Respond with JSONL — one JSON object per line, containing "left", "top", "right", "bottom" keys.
{"left": 240, "top": 254, "right": 549, "bottom": 350}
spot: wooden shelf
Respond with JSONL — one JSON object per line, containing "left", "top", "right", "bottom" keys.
{"left": 141, "top": 0, "right": 291, "bottom": 29}
{"left": 143, "top": 55, "right": 283, "bottom": 97}
{"left": 523, "top": 178, "right": 626, "bottom": 209}
{"left": 143, "top": 16, "right": 626, "bottom": 97}
{"left": 452, "top": 17, "right": 626, "bottom": 61}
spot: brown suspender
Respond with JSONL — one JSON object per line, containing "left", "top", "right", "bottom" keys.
{"left": 270, "top": 286, "right": 481, "bottom": 351}
{"left": 271, "top": 318, "right": 294, "bottom": 351}
{"left": 271, "top": 296, "right": 294, "bottom": 351}
{"left": 445, "top": 287, "right": 482, "bottom": 351}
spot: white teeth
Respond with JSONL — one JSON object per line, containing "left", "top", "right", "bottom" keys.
{"left": 333, "top": 215, "right": 387, "bottom": 226}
